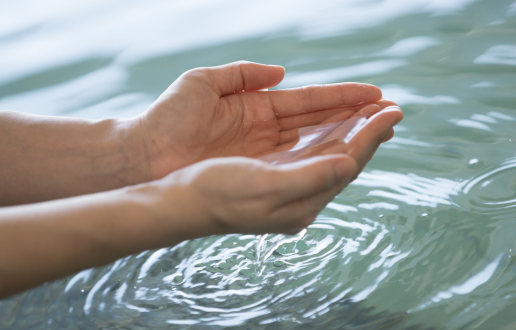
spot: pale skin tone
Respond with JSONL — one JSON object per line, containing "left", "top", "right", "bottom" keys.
{"left": 0, "top": 61, "right": 403, "bottom": 299}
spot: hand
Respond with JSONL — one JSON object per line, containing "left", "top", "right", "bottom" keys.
{"left": 136, "top": 61, "right": 397, "bottom": 180}
{"left": 145, "top": 106, "right": 402, "bottom": 237}
{"left": 147, "top": 156, "right": 353, "bottom": 237}
{"left": 260, "top": 103, "right": 401, "bottom": 167}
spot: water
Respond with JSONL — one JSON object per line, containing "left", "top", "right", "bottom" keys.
{"left": 1, "top": 0, "right": 516, "bottom": 328}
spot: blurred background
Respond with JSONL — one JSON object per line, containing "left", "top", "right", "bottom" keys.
{"left": 1, "top": 0, "right": 516, "bottom": 329}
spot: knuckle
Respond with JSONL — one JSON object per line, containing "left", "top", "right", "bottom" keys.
{"left": 182, "top": 67, "right": 210, "bottom": 81}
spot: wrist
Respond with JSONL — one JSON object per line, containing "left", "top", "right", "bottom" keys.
{"left": 110, "top": 117, "right": 155, "bottom": 185}
{"left": 120, "top": 176, "right": 222, "bottom": 251}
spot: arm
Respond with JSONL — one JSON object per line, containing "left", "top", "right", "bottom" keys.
{"left": 0, "top": 62, "right": 397, "bottom": 206}
{"left": 0, "top": 111, "right": 150, "bottom": 205}
{"left": 0, "top": 155, "right": 351, "bottom": 299}
{"left": 0, "top": 107, "right": 402, "bottom": 299}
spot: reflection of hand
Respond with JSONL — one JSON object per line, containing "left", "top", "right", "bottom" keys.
{"left": 136, "top": 61, "right": 397, "bottom": 180}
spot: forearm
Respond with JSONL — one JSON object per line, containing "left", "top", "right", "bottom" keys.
{"left": 0, "top": 181, "right": 206, "bottom": 299}
{"left": 0, "top": 111, "right": 151, "bottom": 205}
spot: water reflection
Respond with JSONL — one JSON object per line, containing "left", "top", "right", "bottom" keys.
{"left": 2, "top": 0, "right": 516, "bottom": 329}
{"left": 53, "top": 214, "right": 412, "bottom": 328}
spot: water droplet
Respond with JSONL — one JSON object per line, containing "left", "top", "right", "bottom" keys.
{"left": 218, "top": 262, "right": 228, "bottom": 270}
{"left": 379, "top": 214, "right": 384, "bottom": 218}
{"left": 273, "top": 261, "right": 284, "bottom": 267}
{"left": 422, "top": 213, "right": 428, "bottom": 217}
{"left": 468, "top": 158, "right": 479, "bottom": 165}
{"left": 303, "top": 234, "right": 314, "bottom": 243}
{"left": 80, "top": 289, "right": 85, "bottom": 293}
{"left": 296, "top": 240, "right": 309, "bottom": 252}
{"left": 173, "top": 275, "right": 184, "bottom": 283}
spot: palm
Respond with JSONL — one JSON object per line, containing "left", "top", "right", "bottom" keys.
{"left": 140, "top": 62, "right": 397, "bottom": 179}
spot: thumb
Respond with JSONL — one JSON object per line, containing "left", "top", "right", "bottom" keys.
{"left": 275, "top": 154, "right": 357, "bottom": 203}
{"left": 204, "top": 61, "right": 285, "bottom": 96}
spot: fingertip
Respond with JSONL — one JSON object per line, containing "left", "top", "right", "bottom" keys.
{"left": 248, "top": 62, "right": 285, "bottom": 89}
{"left": 358, "top": 82, "right": 382, "bottom": 101}
{"left": 269, "top": 64, "right": 286, "bottom": 87}
{"left": 385, "top": 106, "right": 404, "bottom": 123}
{"left": 375, "top": 99, "right": 398, "bottom": 109}
{"left": 356, "top": 103, "right": 381, "bottom": 118}
{"left": 371, "top": 106, "right": 404, "bottom": 126}
{"left": 382, "top": 128, "right": 395, "bottom": 142}
{"left": 271, "top": 64, "right": 285, "bottom": 74}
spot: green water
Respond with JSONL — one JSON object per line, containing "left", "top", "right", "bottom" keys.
{"left": 1, "top": 0, "right": 516, "bottom": 329}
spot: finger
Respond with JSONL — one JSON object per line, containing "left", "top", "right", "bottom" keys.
{"left": 277, "top": 103, "right": 386, "bottom": 145}
{"left": 323, "top": 102, "right": 397, "bottom": 144}
{"left": 319, "top": 99, "right": 397, "bottom": 124}
{"left": 383, "top": 128, "right": 395, "bottom": 142}
{"left": 278, "top": 128, "right": 301, "bottom": 145}
{"left": 324, "top": 104, "right": 381, "bottom": 125}
{"left": 286, "top": 117, "right": 369, "bottom": 161}
{"left": 278, "top": 106, "right": 356, "bottom": 131}
{"left": 273, "top": 155, "right": 357, "bottom": 204}
{"left": 346, "top": 106, "right": 403, "bottom": 170}
{"left": 273, "top": 182, "right": 346, "bottom": 233}
{"left": 277, "top": 120, "right": 348, "bottom": 153}
{"left": 275, "top": 109, "right": 400, "bottom": 168}
{"left": 268, "top": 83, "right": 382, "bottom": 118}
{"left": 202, "top": 61, "right": 285, "bottom": 96}
{"left": 277, "top": 99, "right": 396, "bottom": 131}
{"left": 278, "top": 116, "right": 355, "bottom": 146}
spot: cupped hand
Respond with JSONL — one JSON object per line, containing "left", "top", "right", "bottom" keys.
{"left": 260, "top": 104, "right": 403, "bottom": 169}
{"left": 150, "top": 155, "right": 354, "bottom": 237}
{"left": 136, "top": 61, "right": 397, "bottom": 180}
{"left": 145, "top": 106, "right": 402, "bottom": 238}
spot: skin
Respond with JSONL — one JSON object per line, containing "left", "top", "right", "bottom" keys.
{"left": 0, "top": 61, "right": 403, "bottom": 299}
{"left": 0, "top": 61, "right": 396, "bottom": 206}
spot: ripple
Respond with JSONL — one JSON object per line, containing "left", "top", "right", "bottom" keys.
{"left": 461, "top": 156, "right": 516, "bottom": 213}
{"left": 353, "top": 170, "right": 464, "bottom": 208}
{"left": 2, "top": 0, "right": 516, "bottom": 329}
{"left": 474, "top": 45, "right": 516, "bottom": 66}
{"left": 3, "top": 215, "right": 426, "bottom": 329}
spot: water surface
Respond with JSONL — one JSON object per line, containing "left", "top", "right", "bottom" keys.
{"left": 1, "top": 0, "right": 516, "bottom": 329}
